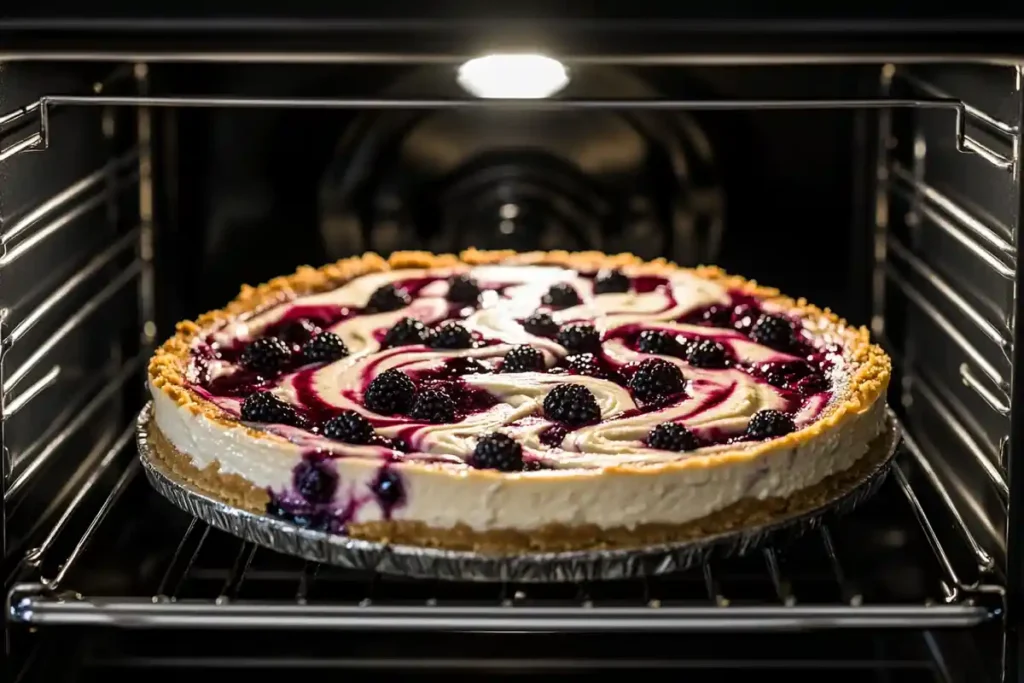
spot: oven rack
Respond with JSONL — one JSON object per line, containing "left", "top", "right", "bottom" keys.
{"left": 4, "top": 419, "right": 1002, "bottom": 631}
{"left": 0, "top": 93, "right": 1017, "bottom": 171}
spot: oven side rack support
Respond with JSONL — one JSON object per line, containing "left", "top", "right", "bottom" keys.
{"left": 0, "top": 94, "right": 1017, "bottom": 173}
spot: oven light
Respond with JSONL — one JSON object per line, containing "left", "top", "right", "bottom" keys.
{"left": 457, "top": 54, "right": 569, "bottom": 99}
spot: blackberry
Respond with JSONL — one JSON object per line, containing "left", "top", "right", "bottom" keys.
{"left": 522, "top": 311, "right": 559, "bottom": 337}
{"left": 593, "top": 268, "right": 631, "bottom": 294}
{"left": 746, "top": 409, "right": 796, "bottom": 440}
{"left": 627, "top": 358, "right": 686, "bottom": 403}
{"left": 557, "top": 323, "right": 601, "bottom": 354}
{"left": 241, "top": 391, "right": 300, "bottom": 426}
{"left": 750, "top": 314, "right": 795, "bottom": 350}
{"left": 382, "top": 317, "right": 434, "bottom": 348}
{"left": 471, "top": 433, "right": 524, "bottom": 472}
{"left": 363, "top": 369, "right": 417, "bottom": 415}
{"left": 543, "top": 383, "right": 601, "bottom": 426}
{"left": 409, "top": 388, "right": 457, "bottom": 423}
{"left": 542, "top": 283, "right": 582, "bottom": 308}
{"left": 365, "top": 283, "right": 411, "bottom": 313}
{"left": 429, "top": 321, "right": 473, "bottom": 349}
{"left": 239, "top": 337, "right": 291, "bottom": 374}
{"left": 501, "top": 345, "right": 546, "bottom": 373}
{"left": 301, "top": 331, "right": 350, "bottom": 364}
{"left": 371, "top": 469, "right": 406, "bottom": 508}
{"left": 566, "top": 353, "right": 602, "bottom": 377}
{"left": 446, "top": 274, "right": 482, "bottom": 304}
{"left": 636, "top": 329, "right": 684, "bottom": 356}
{"left": 293, "top": 460, "right": 338, "bottom": 504}
{"left": 686, "top": 339, "right": 729, "bottom": 368}
{"left": 322, "top": 410, "right": 375, "bottom": 444}
{"left": 647, "top": 422, "right": 700, "bottom": 452}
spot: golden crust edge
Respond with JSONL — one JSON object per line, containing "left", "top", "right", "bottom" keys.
{"left": 147, "top": 249, "right": 891, "bottom": 479}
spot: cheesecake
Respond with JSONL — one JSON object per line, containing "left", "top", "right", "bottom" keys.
{"left": 147, "top": 249, "right": 891, "bottom": 552}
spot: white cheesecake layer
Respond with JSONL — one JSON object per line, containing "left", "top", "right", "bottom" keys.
{"left": 151, "top": 384, "right": 886, "bottom": 532}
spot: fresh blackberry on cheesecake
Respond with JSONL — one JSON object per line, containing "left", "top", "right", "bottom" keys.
{"left": 409, "top": 388, "right": 457, "bottom": 423}
{"left": 241, "top": 391, "right": 300, "bottom": 426}
{"left": 750, "top": 314, "right": 795, "bottom": 350}
{"left": 543, "top": 383, "right": 601, "bottom": 426}
{"left": 522, "top": 311, "right": 559, "bottom": 337}
{"left": 636, "top": 329, "right": 684, "bottom": 356}
{"left": 557, "top": 323, "right": 601, "bottom": 354}
{"left": 322, "top": 410, "right": 375, "bottom": 444}
{"left": 542, "top": 283, "right": 582, "bottom": 308}
{"left": 429, "top": 321, "right": 474, "bottom": 349}
{"left": 686, "top": 339, "right": 729, "bottom": 368}
{"left": 239, "top": 337, "right": 291, "bottom": 374}
{"left": 593, "top": 268, "right": 630, "bottom": 294}
{"left": 746, "top": 409, "right": 796, "bottom": 440}
{"left": 363, "top": 369, "right": 417, "bottom": 415}
{"left": 471, "top": 433, "right": 524, "bottom": 472}
{"left": 627, "top": 358, "right": 686, "bottom": 403}
{"left": 382, "top": 317, "right": 434, "bottom": 348}
{"left": 301, "top": 332, "right": 349, "bottom": 364}
{"left": 446, "top": 274, "right": 482, "bottom": 304}
{"left": 566, "top": 353, "right": 602, "bottom": 377}
{"left": 647, "top": 422, "right": 700, "bottom": 452}
{"left": 365, "top": 283, "right": 411, "bottom": 313}
{"left": 501, "top": 345, "right": 546, "bottom": 373}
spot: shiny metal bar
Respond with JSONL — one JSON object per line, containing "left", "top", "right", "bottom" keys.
{"left": 885, "top": 267, "right": 1009, "bottom": 393}
{"left": 762, "top": 548, "right": 794, "bottom": 606}
{"left": 0, "top": 132, "right": 42, "bottom": 163}
{"left": 897, "top": 431, "right": 1000, "bottom": 577}
{"left": 819, "top": 526, "right": 861, "bottom": 606}
{"left": 889, "top": 174, "right": 1016, "bottom": 279}
{"left": 5, "top": 355, "right": 142, "bottom": 500}
{"left": 887, "top": 236, "right": 1012, "bottom": 352}
{"left": 960, "top": 363, "right": 1012, "bottom": 416}
{"left": 2, "top": 365, "right": 61, "bottom": 421}
{"left": 44, "top": 458, "right": 140, "bottom": 588}
{"left": 909, "top": 366, "right": 1008, "bottom": 496}
{"left": 4, "top": 593, "right": 992, "bottom": 629}
{"left": 0, "top": 94, "right": 1013, "bottom": 170}
{"left": 4, "top": 229, "right": 140, "bottom": 350}
{"left": 22, "top": 424, "right": 135, "bottom": 566}
{"left": 0, "top": 149, "right": 139, "bottom": 247}
{"left": 3, "top": 259, "right": 143, "bottom": 395}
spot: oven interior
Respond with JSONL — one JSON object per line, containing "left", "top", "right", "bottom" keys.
{"left": 0, "top": 56, "right": 1018, "bottom": 682}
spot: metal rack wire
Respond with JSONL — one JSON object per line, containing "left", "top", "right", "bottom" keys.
{"left": 0, "top": 93, "right": 1018, "bottom": 170}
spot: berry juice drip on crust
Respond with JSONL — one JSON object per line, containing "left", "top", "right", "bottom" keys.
{"left": 183, "top": 266, "right": 846, "bottom": 527}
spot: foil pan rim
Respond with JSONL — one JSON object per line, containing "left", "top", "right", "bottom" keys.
{"left": 136, "top": 402, "right": 900, "bottom": 583}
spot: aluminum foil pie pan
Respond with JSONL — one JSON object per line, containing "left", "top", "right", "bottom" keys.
{"left": 137, "top": 402, "right": 900, "bottom": 583}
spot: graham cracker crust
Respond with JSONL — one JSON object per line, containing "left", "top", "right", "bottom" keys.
{"left": 145, "top": 418, "right": 895, "bottom": 554}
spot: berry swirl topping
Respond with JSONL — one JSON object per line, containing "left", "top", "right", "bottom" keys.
{"left": 184, "top": 264, "right": 845, "bottom": 474}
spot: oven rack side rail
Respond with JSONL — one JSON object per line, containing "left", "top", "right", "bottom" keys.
{"left": 0, "top": 94, "right": 1017, "bottom": 173}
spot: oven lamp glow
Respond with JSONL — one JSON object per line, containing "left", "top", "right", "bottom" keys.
{"left": 457, "top": 54, "right": 569, "bottom": 99}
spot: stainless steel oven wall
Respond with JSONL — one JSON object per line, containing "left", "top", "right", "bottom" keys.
{"left": 875, "top": 62, "right": 1020, "bottom": 680}
{"left": 0, "top": 61, "right": 145, "bottom": 594}
{"left": 877, "top": 63, "right": 1019, "bottom": 571}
